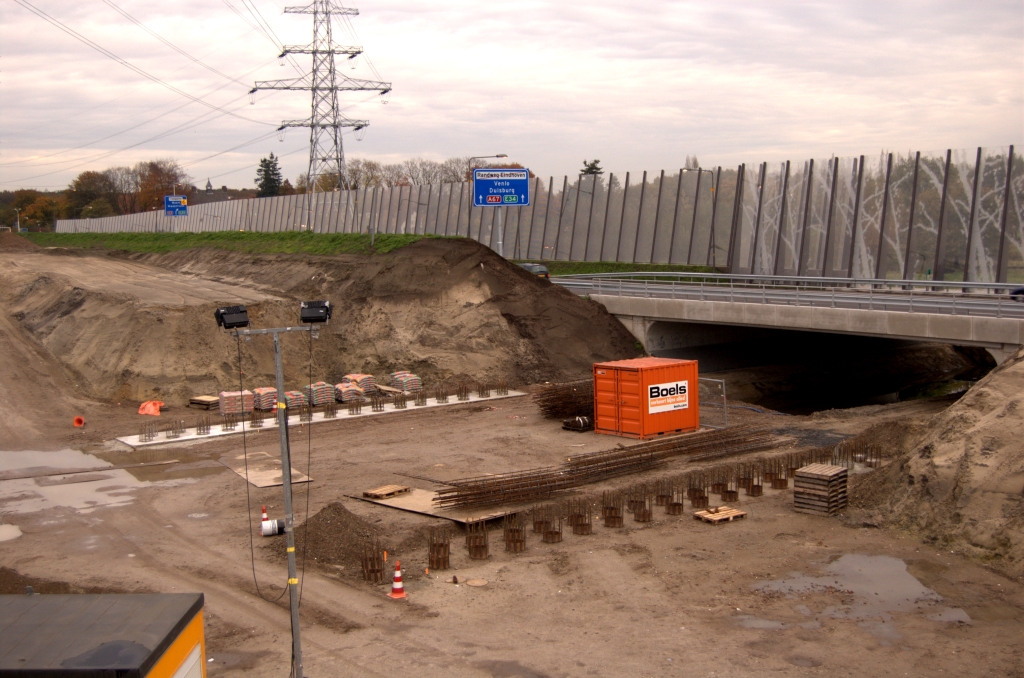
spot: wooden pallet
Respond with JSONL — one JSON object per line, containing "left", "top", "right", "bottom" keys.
{"left": 189, "top": 395, "right": 219, "bottom": 410}
{"left": 694, "top": 506, "right": 747, "bottom": 524}
{"left": 793, "top": 463, "right": 848, "bottom": 515}
{"left": 363, "top": 484, "right": 411, "bottom": 499}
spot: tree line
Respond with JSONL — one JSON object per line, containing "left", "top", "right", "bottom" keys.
{"left": 0, "top": 154, "right": 536, "bottom": 230}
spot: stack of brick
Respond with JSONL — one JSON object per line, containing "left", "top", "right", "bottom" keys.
{"left": 218, "top": 390, "right": 254, "bottom": 416}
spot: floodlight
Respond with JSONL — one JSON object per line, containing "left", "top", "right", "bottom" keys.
{"left": 215, "top": 305, "right": 250, "bottom": 330}
{"left": 299, "top": 300, "right": 332, "bottom": 324}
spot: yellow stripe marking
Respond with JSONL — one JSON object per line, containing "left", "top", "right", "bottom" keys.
{"left": 287, "top": 547, "right": 295, "bottom": 553}
{"left": 277, "top": 402, "right": 286, "bottom": 409}
{"left": 288, "top": 578, "right": 298, "bottom": 585}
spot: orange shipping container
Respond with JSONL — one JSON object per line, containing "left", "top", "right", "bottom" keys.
{"left": 593, "top": 357, "right": 699, "bottom": 439}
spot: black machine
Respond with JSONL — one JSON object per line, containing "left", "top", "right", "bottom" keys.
{"left": 299, "top": 300, "right": 332, "bottom": 324}
{"left": 214, "top": 305, "right": 250, "bottom": 330}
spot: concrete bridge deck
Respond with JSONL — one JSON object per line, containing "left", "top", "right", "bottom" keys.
{"left": 554, "top": 274, "right": 1024, "bottom": 362}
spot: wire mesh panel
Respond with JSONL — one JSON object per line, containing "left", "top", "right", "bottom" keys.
{"left": 588, "top": 176, "right": 609, "bottom": 261}
{"left": 968, "top": 147, "right": 1012, "bottom": 283}
{"left": 708, "top": 168, "right": 738, "bottom": 269}
{"left": 667, "top": 171, "right": 698, "bottom": 264}
{"left": 800, "top": 158, "right": 836, "bottom": 275}
{"left": 754, "top": 162, "right": 786, "bottom": 274}
{"left": 935, "top": 149, "right": 978, "bottom": 281}
{"left": 603, "top": 173, "right": 627, "bottom": 261}
{"left": 434, "top": 183, "right": 452, "bottom": 236}
{"left": 1002, "top": 151, "right": 1024, "bottom": 284}
{"left": 567, "top": 174, "right": 597, "bottom": 261}
{"left": 548, "top": 177, "right": 571, "bottom": 260}
{"left": 826, "top": 157, "right": 860, "bottom": 277}
{"left": 698, "top": 378, "right": 727, "bottom": 429}
{"left": 775, "top": 161, "right": 807, "bottom": 275}
{"left": 852, "top": 153, "right": 888, "bottom": 278}
{"left": 578, "top": 175, "right": 603, "bottom": 261}
{"left": 618, "top": 172, "right": 644, "bottom": 263}
{"left": 524, "top": 178, "right": 550, "bottom": 258}
{"left": 905, "top": 151, "right": 947, "bottom": 280}
{"left": 648, "top": 170, "right": 676, "bottom": 264}
{"left": 734, "top": 164, "right": 763, "bottom": 274}
{"left": 878, "top": 151, "right": 917, "bottom": 279}
{"left": 687, "top": 169, "right": 718, "bottom": 266}
{"left": 630, "top": 171, "right": 658, "bottom": 263}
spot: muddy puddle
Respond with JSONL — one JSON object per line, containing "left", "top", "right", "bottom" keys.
{"left": 742, "top": 554, "right": 971, "bottom": 642}
{"left": 0, "top": 448, "right": 213, "bottom": 515}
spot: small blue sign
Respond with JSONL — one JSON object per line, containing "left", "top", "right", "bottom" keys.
{"left": 473, "top": 168, "right": 530, "bottom": 207}
{"left": 164, "top": 195, "right": 188, "bottom": 217}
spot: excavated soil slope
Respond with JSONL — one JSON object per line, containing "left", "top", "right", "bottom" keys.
{"left": 852, "top": 348, "right": 1024, "bottom": 579}
{"left": 0, "top": 232, "right": 41, "bottom": 251}
{"left": 0, "top": 239, "right": 640, "bottom": 405}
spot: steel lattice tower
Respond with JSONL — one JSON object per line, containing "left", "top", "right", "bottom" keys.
{"left": 251, "top": 1, "right": 390, "bottom": 225}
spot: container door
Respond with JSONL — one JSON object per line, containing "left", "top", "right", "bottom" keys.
{"left": 594, "top": 367, "right": 619, "bottom": 433}
{"left": 617, "top": 369, "right": 642, "bottom": 436}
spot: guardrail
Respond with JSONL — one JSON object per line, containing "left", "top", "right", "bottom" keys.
{"left": 556, "top": 271, "right": 1023, "bottom": 295}
{"left": 553, "top": 274, "right": 1024, "bottom": 319}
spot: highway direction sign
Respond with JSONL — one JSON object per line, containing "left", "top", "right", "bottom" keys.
{"left": 473, "top": 169, "right": 530, "bottom": 207}
{"left": 164, "top": 195, "right": 188, "bottom": 217}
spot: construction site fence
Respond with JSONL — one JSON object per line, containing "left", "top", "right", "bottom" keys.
{"left": 56, "top": 145, "right": 1024, "bottom": 283}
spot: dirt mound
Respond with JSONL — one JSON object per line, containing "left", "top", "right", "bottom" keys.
{"left": 271, "top": 502, "right": 381, "bottom": 574}
{"left": 851, "top": 349, "right": 1024, "bottom": 579}
{"left": 0, "top": 232, "right": 40, "bottom": 250}
{"left": 0, "top": 239, "right": 640, "bottom": 405}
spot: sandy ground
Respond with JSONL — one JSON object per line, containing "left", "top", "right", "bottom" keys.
{"left": 0, "top": 242, "right": 1021, "bottom": 676}
{"left": 1, "top": 395, "right": 1021, "bottom": 677}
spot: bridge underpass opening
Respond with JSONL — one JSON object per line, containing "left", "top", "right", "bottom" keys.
{"left": 644, "top": 321, "right": 995, "bottom": 415}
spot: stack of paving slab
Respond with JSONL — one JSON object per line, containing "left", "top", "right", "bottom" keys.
{"left": 253, "top": 387, "right": 278, "bottom": 411}
{"left": 283, "top": 391, "right": 307, "bottom": 409}
{"left": 390, "top": 370, "right": 423, "bottom": 393}
{"left": 345, "top": 374, "right": 377, "bottom": 394}
{"left": 219, "top": 390, "right": 254, "bottom": 416}
{"left": 304, "top": 381, "right": 334, "bottom": 406}
{"left": 793, "top": 463, "right": 848, "bottom": 516}
{"left": 335, "top": 382, "right": 365, "bottom": 402}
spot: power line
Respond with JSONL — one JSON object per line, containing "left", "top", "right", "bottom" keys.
{"left": 0, "top": 97, "right": 265, "bottom": 185}
{"left": 7, "top": 25, "right": 264, "bottom": 142}
{"left": 222, "top": 0, "right": 305, "bottom": 75}
{"left": 12, "top": 0, "right": 273, "bottom": 127}
{"left": 100, "top": 0, "right": 251, "bottom": 87}
{"left": 181, "top": 130, "right": 283, "bottom": 168}
{"left": 0, "top": 61, "right": 279, "bottom": 169}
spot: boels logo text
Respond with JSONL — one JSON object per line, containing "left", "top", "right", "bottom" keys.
{"left": 648, "top": 380, "right": 688, "bottom": 414}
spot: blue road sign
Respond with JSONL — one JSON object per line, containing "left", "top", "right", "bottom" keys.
{"left": 164, "top": 195, "right": 188, "bottom": 217}
{"left": 473, "top": 169, "right": 530, "bottom": 207}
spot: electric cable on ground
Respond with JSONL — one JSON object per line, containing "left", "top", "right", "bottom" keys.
{"left": 235, "top": 335, "right": 288, "bottom": 603}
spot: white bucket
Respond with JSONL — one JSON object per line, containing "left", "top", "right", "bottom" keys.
{"left": 261, "top": 519, "right": 285, "bottom": 537}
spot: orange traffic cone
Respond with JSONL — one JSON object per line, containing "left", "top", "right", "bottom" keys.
{"left": 261, "top": 505, "right": 268, "bottom": 521}
{"left": 388, "top": 560, "right": 406, "bottom": 599}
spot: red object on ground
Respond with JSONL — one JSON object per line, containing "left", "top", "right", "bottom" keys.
{"left": 138, "top": 401, "right": 165, "bottom": 416}
{"left": 73, "top": 416, "right": 85, "bottom": 427}
{"left": 261, "top": 505, "right": 268, "bottom": 521}
{"left": 388, "top": 561, "right": 406, "bottom": 599}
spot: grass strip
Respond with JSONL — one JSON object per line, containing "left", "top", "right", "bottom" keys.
{"left": 21, "top": 232, "right": 440, "bottom": 256}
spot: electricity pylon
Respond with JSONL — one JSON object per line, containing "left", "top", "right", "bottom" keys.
{"left": 251, "top": 1, "right": 390, "bottom": 227}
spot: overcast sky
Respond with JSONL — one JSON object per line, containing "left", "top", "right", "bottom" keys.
{"left": 1, "top": 0, "right": 1021, "bottom": 190}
